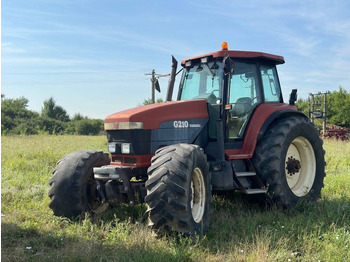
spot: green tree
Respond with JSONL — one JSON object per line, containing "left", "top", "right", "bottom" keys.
{"left": 71, "top": 113, "right": 85, "bottom": 121}
{"left": 141, "top": 97, "right": 164, "bottom": 106}
{"left": 1, "top": 95, "right": 40, "bottom": 134}
{"left": 42, "top": 97, "right": 70, "bottom": 122}
{"left": 327, "top": 86, "right": 350, "bottom": 128}
{"left": 295, "top": 97, "right": 309, "bottom": 116}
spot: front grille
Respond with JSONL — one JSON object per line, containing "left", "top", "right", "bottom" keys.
{"left": 111, "top": 156, "right": 137, "bottom": 164}
{"left": 112, "top": 156, "right": 123, "bottom": 163}
{"left": 106, "top": 130, "right": 152, "bottom": 155}
{"left": 125, "top": 158, "right": 137, "bottom": 164}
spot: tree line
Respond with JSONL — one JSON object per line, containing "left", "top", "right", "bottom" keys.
{"left": 1, "top": 95, "right": 104, "bottom": 135}
{"left": 2, "top": 87, "right": 349, "bottom": 135}
{"left": 295, "top": 87, "right": 350, "bottom": 128}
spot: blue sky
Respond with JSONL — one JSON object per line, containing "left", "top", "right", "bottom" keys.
{"left": 2, "top": 0, "right": 350, "bottom": 119}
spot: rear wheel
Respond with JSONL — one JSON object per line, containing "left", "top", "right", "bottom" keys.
{"left": 285, "top": 136, "right": 316, "bottom": 197}
{"left": 145, "top": 144, "right": 211, "bottom": 236}
{"left": 252, "top": 116, "right": 325, "bottom": 208}
{"left": 48, "top": 150, "right": 110, "bottom": 218}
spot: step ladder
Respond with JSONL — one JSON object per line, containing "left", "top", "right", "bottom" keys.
{"left": 234, "top": 171, "right": 267, "bottom": 195}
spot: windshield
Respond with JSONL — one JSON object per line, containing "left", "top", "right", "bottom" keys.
{"left": 179, "top": 60, "right": 222, "bottom": 105}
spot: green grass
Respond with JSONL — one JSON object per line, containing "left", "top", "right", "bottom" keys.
{"left": 2, "top": 135, "right": 350, "bottom": 261}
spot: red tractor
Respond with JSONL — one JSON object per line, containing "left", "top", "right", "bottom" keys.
{"left": 49, "top": 42, "right": 325, "bottom": 236}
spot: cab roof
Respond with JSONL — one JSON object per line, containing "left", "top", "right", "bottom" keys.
{"left": 181, "top": 50, "right": 285, "bottom": 66}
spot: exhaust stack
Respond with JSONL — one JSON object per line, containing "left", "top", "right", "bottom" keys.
{"left": 166, "top": 56, "right": 178, "bottom": 101}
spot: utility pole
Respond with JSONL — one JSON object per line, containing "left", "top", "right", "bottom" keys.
{"left": 151, "top": 70, "right": 156, "bottom": 104}
{"left": 145, "top": 70, "right": 157, "bottom": 104}
{"left": 145, "top": 70, "right": 170, "bottom": 104}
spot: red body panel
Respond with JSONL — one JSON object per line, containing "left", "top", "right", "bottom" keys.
{"left": 225, "top": 103, "right": 297, "bottom": 160}
{"left": 110, "top": 154, "right": 152, "bottom": 167}
{"left": 181, "top": 50, "right": 285, "bottom": 65}
{"left": 105, "top": 100, "right": 209, "bottom": 129}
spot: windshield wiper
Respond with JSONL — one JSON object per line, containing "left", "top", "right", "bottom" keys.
{"left": 203, "top": 63, "right": 215, "bottom": 79}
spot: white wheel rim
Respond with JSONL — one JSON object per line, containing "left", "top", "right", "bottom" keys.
{"left": 285, "top": 136, "right": 316, "bottom": 197}
{"left": 191, "top": 167, "right": 206, "bottom": 223}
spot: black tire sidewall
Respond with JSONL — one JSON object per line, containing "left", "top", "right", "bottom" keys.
{"left": 49, "top": 150, "right": 110, "bottom": 218}
{"left": 145, "top": 144, "right": 211, "bottom": 236}
{"left": 276, "top": 119, "right": 325, "bottom": 204}
{"left": 186, "top": 147, "right": 211, "bottom": 234}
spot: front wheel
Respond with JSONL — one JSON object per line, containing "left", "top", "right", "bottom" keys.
{"left": 48, "top": 150, "right": 110, "bottom": 218}
{"left": 145, "top": 144, "right": 211, "bottom": 236}
{"left": 252, "top": 116, "right": 325, "bottom": 208}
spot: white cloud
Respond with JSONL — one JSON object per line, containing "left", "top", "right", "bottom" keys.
{"left": 1, "top": 42, "right": 25, "bottom": 53}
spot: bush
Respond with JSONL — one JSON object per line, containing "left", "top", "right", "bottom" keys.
{"left": 74, "top": 119, "right": 104, "bottom": 135}
{"left": 10, "top": 122, "right": 39, "bottom": 135}
{"left": 39, "top": 117, "right": 66, "bottom": 134}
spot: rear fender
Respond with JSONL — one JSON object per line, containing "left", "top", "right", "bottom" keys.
{"left": 257, "top": 110, "right": 307, "bottom": 142}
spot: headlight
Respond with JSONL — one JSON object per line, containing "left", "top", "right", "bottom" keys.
{"left": 104, "top": 122, "right": 143, "bottom": 130}
{"left": 108, "top": 143, "right": 116, "bottom": 153}
{"left": 121, "top": 143, "right": 131, "bottom": 154}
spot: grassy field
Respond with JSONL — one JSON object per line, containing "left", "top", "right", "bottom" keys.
{"left": 1, "top": 135, "right": 350, "bottom": 261}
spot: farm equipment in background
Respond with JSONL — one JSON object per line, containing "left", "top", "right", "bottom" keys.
{"left": 48, "top": 42, "right": 326, "bottom": 236}
{"left": 324, "top": 126, "right": 350, "bottom": 140}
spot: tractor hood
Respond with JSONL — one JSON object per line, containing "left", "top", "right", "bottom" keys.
{"left": 105, "top": 99, "right": 209, "bottom": 130}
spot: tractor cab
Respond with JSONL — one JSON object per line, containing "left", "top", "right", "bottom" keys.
{"left": 177, "top": 42, "right": 284, "bottom": 141}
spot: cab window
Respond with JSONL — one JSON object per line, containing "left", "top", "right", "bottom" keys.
{"left": 227, "top": 62, "right": 259, "bottom": 139}
{"left": 229, "top": 62, "right": 258, "bottom": 105}
{"left": 261, "top": 65, "right": 281, "bottom": 102}
{"left": 180, "top": 61, "right": 222, "bottom": 105}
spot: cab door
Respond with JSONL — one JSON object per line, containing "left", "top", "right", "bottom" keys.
{"left": 226, "top": 61, "right": 261, "bottom": 141}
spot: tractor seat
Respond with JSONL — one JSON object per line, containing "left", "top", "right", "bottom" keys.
{"left": 231, "top": 97, "right": 253, "bottom": 117}
{"left": 228, "top": 97, "right": 254, "bottom": 138}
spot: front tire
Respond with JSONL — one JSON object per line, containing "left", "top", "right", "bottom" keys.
{"left": 48, "top": 150, "right": 110, "bottom": 218}
{"left": 145, "top": 144, "right": 211, "bottom": 236}
{"left": 252, "top": 116, "right": 325, "bottom": 208}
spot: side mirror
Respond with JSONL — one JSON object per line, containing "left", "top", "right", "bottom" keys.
{"left": 223, "top": 55, "right": 234, "bottom": 74}
{"left": 289, "top": 89, "right": 297, "bottom": 105}
{"left": 154, "top": 79, "right": 161, "bottom": 92}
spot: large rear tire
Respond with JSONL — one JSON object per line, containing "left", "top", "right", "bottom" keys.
{"left": 252, "top": 116, "right": 325, "bottom": 208}
{"left": 48, "top": 150, "right": 110, "bottom": 218}
{"left": 145, "top": 144, "right": 211, "bottom": 236}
